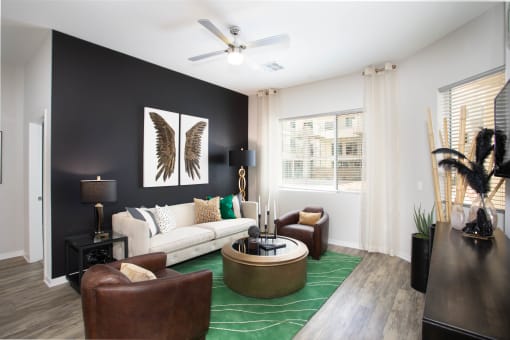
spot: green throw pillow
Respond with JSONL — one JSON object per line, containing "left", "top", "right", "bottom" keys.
{"left": 207, "top": 194, "right": 236, "bottom": 219}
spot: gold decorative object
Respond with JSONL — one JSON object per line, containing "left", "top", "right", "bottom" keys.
{"left": 184, "top": 121, "right": 207, "bottom": 180}
{"left": 221, "top": 236, "right": 308, "bottom": 298}
{"left": 149, "top": 112, "right": 176, "bottom": 181}
{"left": 229, "top": 148, "right": 256, "bottom": 200}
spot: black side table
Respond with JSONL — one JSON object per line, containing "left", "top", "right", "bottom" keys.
{"left": 65, "top": 232, "right": 128, "bottom": 293}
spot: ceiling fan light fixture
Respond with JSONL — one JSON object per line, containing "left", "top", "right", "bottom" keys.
{"left": 227, "top": 48, "right": 244, "bottom": 65}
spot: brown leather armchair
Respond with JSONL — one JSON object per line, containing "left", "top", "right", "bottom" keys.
{"left": 81, "top": 252, "right": 212, "bottom": 339}
{"left": 275, "top": 207, "right": 329, "bottom": 260}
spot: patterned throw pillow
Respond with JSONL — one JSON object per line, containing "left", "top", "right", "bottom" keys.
{"left": 126, "top": 207, "right": 159, "bottom": 237}
{"left": 120, "top": 263, "right": 156, "bottom": 282}
{"left": 298, "top": 211, "right": 322, "bottom": 226}
{"left": 154, "top": 205, "right": 177, "bottom": 233}
{"left": 194, "top": 197, "right": 222, "bottom": 224}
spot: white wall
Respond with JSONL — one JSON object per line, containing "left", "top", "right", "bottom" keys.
{"left": 0, "top": 64, "right": 26, "bottom": 259}
{"left": 24, "top": 33, "right": 51, "bottom": 263}
{"left": 248, "top": 4, "right": 505, "bottom": 261}
{"left": 397, "top": 4, "right": 504, "bottom": 259}
{"left": 248, "top": 73, "right": 364, "bottom": 249}
{"left": 0, "top": 32, "right": 51, "bottom": 275}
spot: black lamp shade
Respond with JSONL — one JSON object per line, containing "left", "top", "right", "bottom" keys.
{"left": 229, "top": 149, "right": 256, "bottom": 167}
{"left": 80, "top": 179, "right": 117, "bottom": 203}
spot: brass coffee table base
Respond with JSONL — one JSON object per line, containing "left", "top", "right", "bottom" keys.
{"left": 221, "top": 236, "right": 308, "bottom": 298}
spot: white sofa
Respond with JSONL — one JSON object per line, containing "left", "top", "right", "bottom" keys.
{"left": 112, "top": 201, "right": 258, "bottom": 265}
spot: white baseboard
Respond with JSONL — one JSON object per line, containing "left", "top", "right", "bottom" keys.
{"left": 0, "top": 250, "right": 25, "bottom": 261}
{"left": 328, "top": 239, "right": 411, "bottom": 263}
{"left": 44, "top": 275, "right": 68, "bottom": 288}
{"left": 328, "top": 238, "right": 362, "bottom": 250}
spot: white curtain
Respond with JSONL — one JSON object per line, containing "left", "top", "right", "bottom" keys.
{"left": 255, "top": 89, "right": 280, "bottom": 231}
{"left": 361, "top": 63, "right": 400, "bottom": 255}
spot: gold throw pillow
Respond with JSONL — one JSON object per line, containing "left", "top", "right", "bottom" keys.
{"left": 194, "top": 197, "right": 222, "bottom": 224}
{"left": 298, "top": 211, "right": 322, "bottom": 226}
{"left": 120, "top": 262, "right": 157, "bottom": 282}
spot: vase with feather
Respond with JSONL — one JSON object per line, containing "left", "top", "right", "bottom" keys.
{"left": 433, "top": 128, "right": 507, "bottom": 238}
{"left": 450, "top": 203, "right": 466, "bottom": 231}
{"left": 467, "top": 194, "right": 497, "bottom": 235}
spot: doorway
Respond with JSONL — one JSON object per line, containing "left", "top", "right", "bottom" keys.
{"left": 28, "top": 122, "right": 43, "bottom": 263}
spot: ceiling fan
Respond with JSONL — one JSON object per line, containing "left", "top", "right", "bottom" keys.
{"left": 189, "top": 19, "right": 289, "bottom": 66}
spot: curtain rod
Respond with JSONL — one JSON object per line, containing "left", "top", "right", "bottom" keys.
{"left": 362, "top": 64, "right": 397, "bottom": 76}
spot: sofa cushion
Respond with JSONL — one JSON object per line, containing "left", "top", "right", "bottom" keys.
{"left": 232, "top": 194, "right": 242, "bottom": 218}
{"left": 194, "top": 197, "right": 222, "bottom": 223}
{"left": 154, "top": 205, "right": 177, "bottom": 233}
{"left": 298, "top": 211, "right": 322, "bottom": 226}
{"left": 120, "top": 263, "right": 157, "bottom": 282}
{"left": 208, "top": 194, "right": 236, "bottom": 219}
{"left": 196, "top": 218, "right": 254, "bottom": 239}
{"left": 126, "top": 207, "right": 159, "bottom": 237}
{"left": 149, "top": 227, "right": 215, "bottom": 253}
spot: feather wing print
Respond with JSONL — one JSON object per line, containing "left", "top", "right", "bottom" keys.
{"left": 149, "top": 112, "right": 176, "bottom": 181}
{"left": 184, "top": 121, "right": 207, "bottom": 180}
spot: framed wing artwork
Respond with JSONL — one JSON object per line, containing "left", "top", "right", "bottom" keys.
{"left": 143, "top": 107, "right": 179, "bottom": 187}
{"left": 180, "top": 114, "right": 209, "bottom": 185}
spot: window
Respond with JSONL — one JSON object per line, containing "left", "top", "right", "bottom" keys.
{"left": 345, "top": 117, "right": 354, "bottom": 127}
{"left": 440, "top": 69, "right": 505, "bottom": 210}
{"left": 345, "top": 142, "right": 358, "bottom": 155}
{"left": 280, "top": 111, "right": 363, "bottom": 191}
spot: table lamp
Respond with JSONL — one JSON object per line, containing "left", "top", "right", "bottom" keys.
{"left": 229, "top": 148, "right": 256, "bottom": 201}
{"left": 80, "top": 176, "right": 117, "bottom": 240}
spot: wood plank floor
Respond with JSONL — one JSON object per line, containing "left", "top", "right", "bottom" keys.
{"left": 0, "top": 245, "right": 424, "bottom": 339}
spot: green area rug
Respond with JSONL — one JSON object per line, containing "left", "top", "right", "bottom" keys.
{"left": 171, "top": 250, "right": 361, "bottom": 339}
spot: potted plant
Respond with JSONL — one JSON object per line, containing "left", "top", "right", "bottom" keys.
{"left": 411, "top": 204, "right": 434, "bottom": 293}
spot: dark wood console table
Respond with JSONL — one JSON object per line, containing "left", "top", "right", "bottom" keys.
{"left": 423, "top": 222, "right": 510, "bottom": 339}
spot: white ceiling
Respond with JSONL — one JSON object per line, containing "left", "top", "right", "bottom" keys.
{"left": 1, "top": 1, "right": 495, "bottom": 95}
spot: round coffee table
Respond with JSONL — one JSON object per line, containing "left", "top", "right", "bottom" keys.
{"left": 221, "top": 236, "right": 309, "bottom": 298}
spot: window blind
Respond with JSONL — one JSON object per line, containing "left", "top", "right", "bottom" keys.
{"left": 440, "top": 70, "right": 505, "bottom": 210}
{"left": 280, "top": 111, "right": 363, "bottom": 191}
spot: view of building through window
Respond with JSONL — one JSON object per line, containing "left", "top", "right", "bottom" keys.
{"left": 441, "top": 70, "right": 506, "bottom": 210}
{"left": 281, "top": 111, "right": 363, "bottom": 191}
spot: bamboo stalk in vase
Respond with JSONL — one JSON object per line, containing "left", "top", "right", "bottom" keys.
{"left": 440, "top": 118, "right": 451, "bottom": 222}
{"left": 427, "top": 109, "right": 444, "bottom": 222}
{"left": 489, "top": 178, "right": 505, "bottom": 201}
{"left": 458, "top": 135, "right": 476, "bottom": 203}
{"left": 455, "top": 106, "right": 467, "bottom": 205}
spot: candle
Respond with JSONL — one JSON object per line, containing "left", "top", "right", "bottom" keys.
{"left": 265, "top": 205, "right": 267, "bottom": 225}
{"left": 258, "top": 196, "right": 261, "bottom": 215}
{"left": 274, "top": 200, "right": 277, "bottom": 219}
{"left": 267, "top": 192, "right": 271, "bottom": 212}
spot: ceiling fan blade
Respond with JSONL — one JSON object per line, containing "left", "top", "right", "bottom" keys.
{"left": 188, "top": 49, "right": 226, "bottom": 62}
{"left": 246, "top": 34, "right": 289, "bottom": 49}
{"left": 198, "top": 19, "right": 231, "bottom": 46}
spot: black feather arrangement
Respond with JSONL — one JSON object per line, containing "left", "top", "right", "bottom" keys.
{"left": 433, "top": 128, "right": 496, "bottom": 195}
{"left": 475, "top": 128, "right": 494, "bottom": 165}
{"left": 433, "top": 128, "right": 498, "bottom": 237}
{"left": 494, "top": 129, "right": 509, "bottom": 175}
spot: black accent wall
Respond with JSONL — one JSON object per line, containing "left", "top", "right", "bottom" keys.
{"left": 51, "top": 31, "right": 248, "bottom": 278}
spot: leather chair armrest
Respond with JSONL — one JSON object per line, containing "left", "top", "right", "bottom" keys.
{"left": 275, "top": 210, "right": 300, "bottom": 228}
{"left": 108, "top": 252, "right": 167, "bottom": 273}
{"left": 90, "top": 269, "right": 213, "bottom": 339}
{"left": 314, "top": 212, "right": 329, "bottom": 230}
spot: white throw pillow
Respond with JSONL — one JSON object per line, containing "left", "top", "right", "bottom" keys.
{"left": 126, "top": 207, "right": 159, "bottom": 237}
{"left": 154, "top": 205, "right": 177, "bottom": 233}
{"left": 232, "top": 194, "right": 242, "bottom": 218}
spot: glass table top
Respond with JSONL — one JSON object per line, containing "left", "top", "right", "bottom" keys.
{"left": 232, "top": 236, "right": 298, "bottom": 256}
